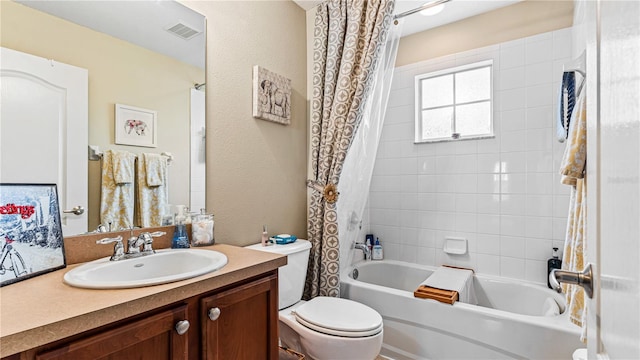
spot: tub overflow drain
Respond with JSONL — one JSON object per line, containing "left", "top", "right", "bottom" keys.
{"left": 134, "top": 263, "right": 144, "bottom": 268}
{"left": 352, "top": 268, "right": 359, "bottom": 280}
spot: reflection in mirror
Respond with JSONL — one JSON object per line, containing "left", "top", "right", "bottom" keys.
{"left": 2, "top": 1, "right": 206, "bottom": 234}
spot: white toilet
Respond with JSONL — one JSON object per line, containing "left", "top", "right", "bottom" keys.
{"left": 246, "top": 239, "right": 383, "bottom": 360}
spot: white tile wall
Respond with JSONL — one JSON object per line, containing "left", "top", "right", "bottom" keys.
{"left": 366, "top": 28, "right": 573, "bottom": 285}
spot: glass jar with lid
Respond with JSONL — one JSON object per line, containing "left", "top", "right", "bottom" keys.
{"left": 191, "top": 209, "right": 214, "bottom": 246}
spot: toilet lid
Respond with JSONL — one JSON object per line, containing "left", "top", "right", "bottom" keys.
{"left": 293, "top": 297, "right": 383, "bottom": 338}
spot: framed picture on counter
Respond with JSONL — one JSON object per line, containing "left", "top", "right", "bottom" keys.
{"left": 0, "top": 184, "right": 66, "bottom": 286}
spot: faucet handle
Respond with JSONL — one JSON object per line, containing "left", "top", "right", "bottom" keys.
{"left": 96, "top": 236, "right": 124, "bottom": 261}
{"left": 136, "top": 232, "right": 158, "bottom": 253}
{"left": 96, "top": 235, "right": 123, "bottom": 245}
{"left": 141, "top": 231, "right": 166, "bottom": 253}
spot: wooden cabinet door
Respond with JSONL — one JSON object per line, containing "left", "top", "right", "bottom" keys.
{"left": 35, "top": 305, "right": 190, "bottom": 360}
{"left": 201, "top": 273, "right": 278, "bottom": 360}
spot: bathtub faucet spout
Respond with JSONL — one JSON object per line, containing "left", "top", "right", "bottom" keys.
{"left": 354, "top": 242, "right": 371, "bottom": 260}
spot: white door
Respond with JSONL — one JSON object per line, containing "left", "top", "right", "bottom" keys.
{"left": 586, "top": 0, "right": 640, "bottom": 358}
{"left": 1, "top": 47, "right": 88, "bottom": 235}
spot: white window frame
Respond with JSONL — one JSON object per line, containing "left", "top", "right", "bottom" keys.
{"left": 414, "top": 59, "right": 494, "bottom": 143}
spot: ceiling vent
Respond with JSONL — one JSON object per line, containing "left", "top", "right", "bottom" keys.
{"left": 165, "top": 21, "right": 201, "bottom": 40}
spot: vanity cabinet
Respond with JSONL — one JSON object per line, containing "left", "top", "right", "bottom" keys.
{"left": 34, "top": 305, "right": 190, "bottom": 360}
{"left": 4, "top": 272, "right": 279, "bottom": 360}
{"left": 200, "top": 273, "right": 279, "bottom": 359}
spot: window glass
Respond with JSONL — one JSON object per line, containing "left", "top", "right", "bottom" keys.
{"left": 422, "top": 107, "right": 453, "bottom": 139}
{"left": 455, "top": 101, "right": 491, "bottom": 136}
{"left": 455, "top": 67, "right": 491, "bottom": 103}
{"left": 415, "top": 60, "right": 493, "bottom": 142}
{"left": 421, "top": 74, "right": 453, "bottom": 108}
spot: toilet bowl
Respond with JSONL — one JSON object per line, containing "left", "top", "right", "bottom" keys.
{"left": 279, "top": 297, "right": 383, "bottom": 360}
{"left": 246, "top": 240, "right": 383, "bottom": 360}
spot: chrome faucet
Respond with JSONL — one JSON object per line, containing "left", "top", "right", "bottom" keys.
{"left": 354, "top": 242, "right": 371, "bottom": 260}
{"left": 97, "top": 231, "right": 166, "bottom": 261}
{"left": 127, "top": 234, "right": 145, "bottom": 255}
{"left": 87, "top": 222, "right": 111, "bottom": 234}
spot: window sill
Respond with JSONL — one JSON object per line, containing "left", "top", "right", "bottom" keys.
{"left": 414, "top": 134, "right": 495, "bottom": 144}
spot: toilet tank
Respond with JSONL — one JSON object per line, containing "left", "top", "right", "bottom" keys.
{"left": 245, "top": 239, "right": 311, "bottom": 310}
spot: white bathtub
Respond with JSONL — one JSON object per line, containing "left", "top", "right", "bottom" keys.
{"left": 340, "top": 260, "right": 583, "bottom": 360}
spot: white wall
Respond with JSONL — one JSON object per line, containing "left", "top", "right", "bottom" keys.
{"left": 366, "top": 27, "right": 575, "bottom": 285}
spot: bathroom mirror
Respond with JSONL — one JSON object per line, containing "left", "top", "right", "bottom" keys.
{"left": 2, "top": 0, "right": 206, "bottom": 234}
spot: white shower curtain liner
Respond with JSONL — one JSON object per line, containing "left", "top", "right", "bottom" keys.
{"left": 337, "top": 20, "right": 403, "bottom": 270}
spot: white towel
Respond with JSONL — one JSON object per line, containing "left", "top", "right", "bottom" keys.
{"left": 421, "top": 266, "right": 477, "bottom": 305}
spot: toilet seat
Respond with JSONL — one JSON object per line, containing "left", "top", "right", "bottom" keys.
{"left": 292, "top": 297, "right": 383, "bottom": 338}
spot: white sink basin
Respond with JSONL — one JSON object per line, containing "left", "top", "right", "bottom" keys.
{"left": 63, "top": 249, "right": 228, "bottom": 289}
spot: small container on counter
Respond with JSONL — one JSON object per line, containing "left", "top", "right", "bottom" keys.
{"left": 172, "top": 223, "right": 190, "bottom": 248}
{"left": 192, "top": 210, "right": 215, "bottom": 247}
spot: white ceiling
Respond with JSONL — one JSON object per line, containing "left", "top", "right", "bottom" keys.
{"left": 19, "top": 0, "right": 521, "bottom": 69}
{"left": 293, "top": 0, "right": 522, "bottom": 37}
{"left": 16, "top": 0, "right": 206, "bottom": 69}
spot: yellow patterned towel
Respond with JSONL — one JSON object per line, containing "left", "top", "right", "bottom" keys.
{"left": 136, "top": 154, "right": 168, "bottom": 227}
{"left": 111, "top": 150, "right": 135, "bottom": 184}
{"left": 144, "top": 153, "right": 165, "bottom": 187}
{"left": 560, "top": 92, "right": 587, "bottom": 185}
{"left": 559, "top": 88, "right": 587, "bottom": 342}
{"left": 100, "top": 150, "right": 136, "bottom": 230}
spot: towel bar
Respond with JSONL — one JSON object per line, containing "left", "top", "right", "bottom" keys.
{"left": 88, "top": 145, "right": 173, "bottom": 164}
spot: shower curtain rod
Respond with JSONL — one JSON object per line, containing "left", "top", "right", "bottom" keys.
{"left": 394, "top": 0, "right": 452, "bottom": 21}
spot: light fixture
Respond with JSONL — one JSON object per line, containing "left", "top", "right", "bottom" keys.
{"left": 420, "top": 3, "right": 445, "bottom": 16}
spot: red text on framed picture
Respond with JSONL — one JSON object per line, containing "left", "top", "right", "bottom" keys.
{"left": 0, "top": 183, "right": 66, "bottom": 286}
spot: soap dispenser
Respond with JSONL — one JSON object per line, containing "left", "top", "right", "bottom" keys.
{"left": 171, "top": 217, "right": 189, "bottom": 249}
{"left": 547, "top": 247, "right": 562, "bottom": 288}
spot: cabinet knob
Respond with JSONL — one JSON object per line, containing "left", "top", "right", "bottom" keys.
{"left": 175, "top": 320, "right": 190, "bottom": 335}
{"left": 208, "top": 307, "right": 221, "bottom": 321}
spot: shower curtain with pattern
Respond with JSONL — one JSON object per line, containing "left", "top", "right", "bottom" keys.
{"left": 304, "top": 0, "right": 395, "bottom": 299}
